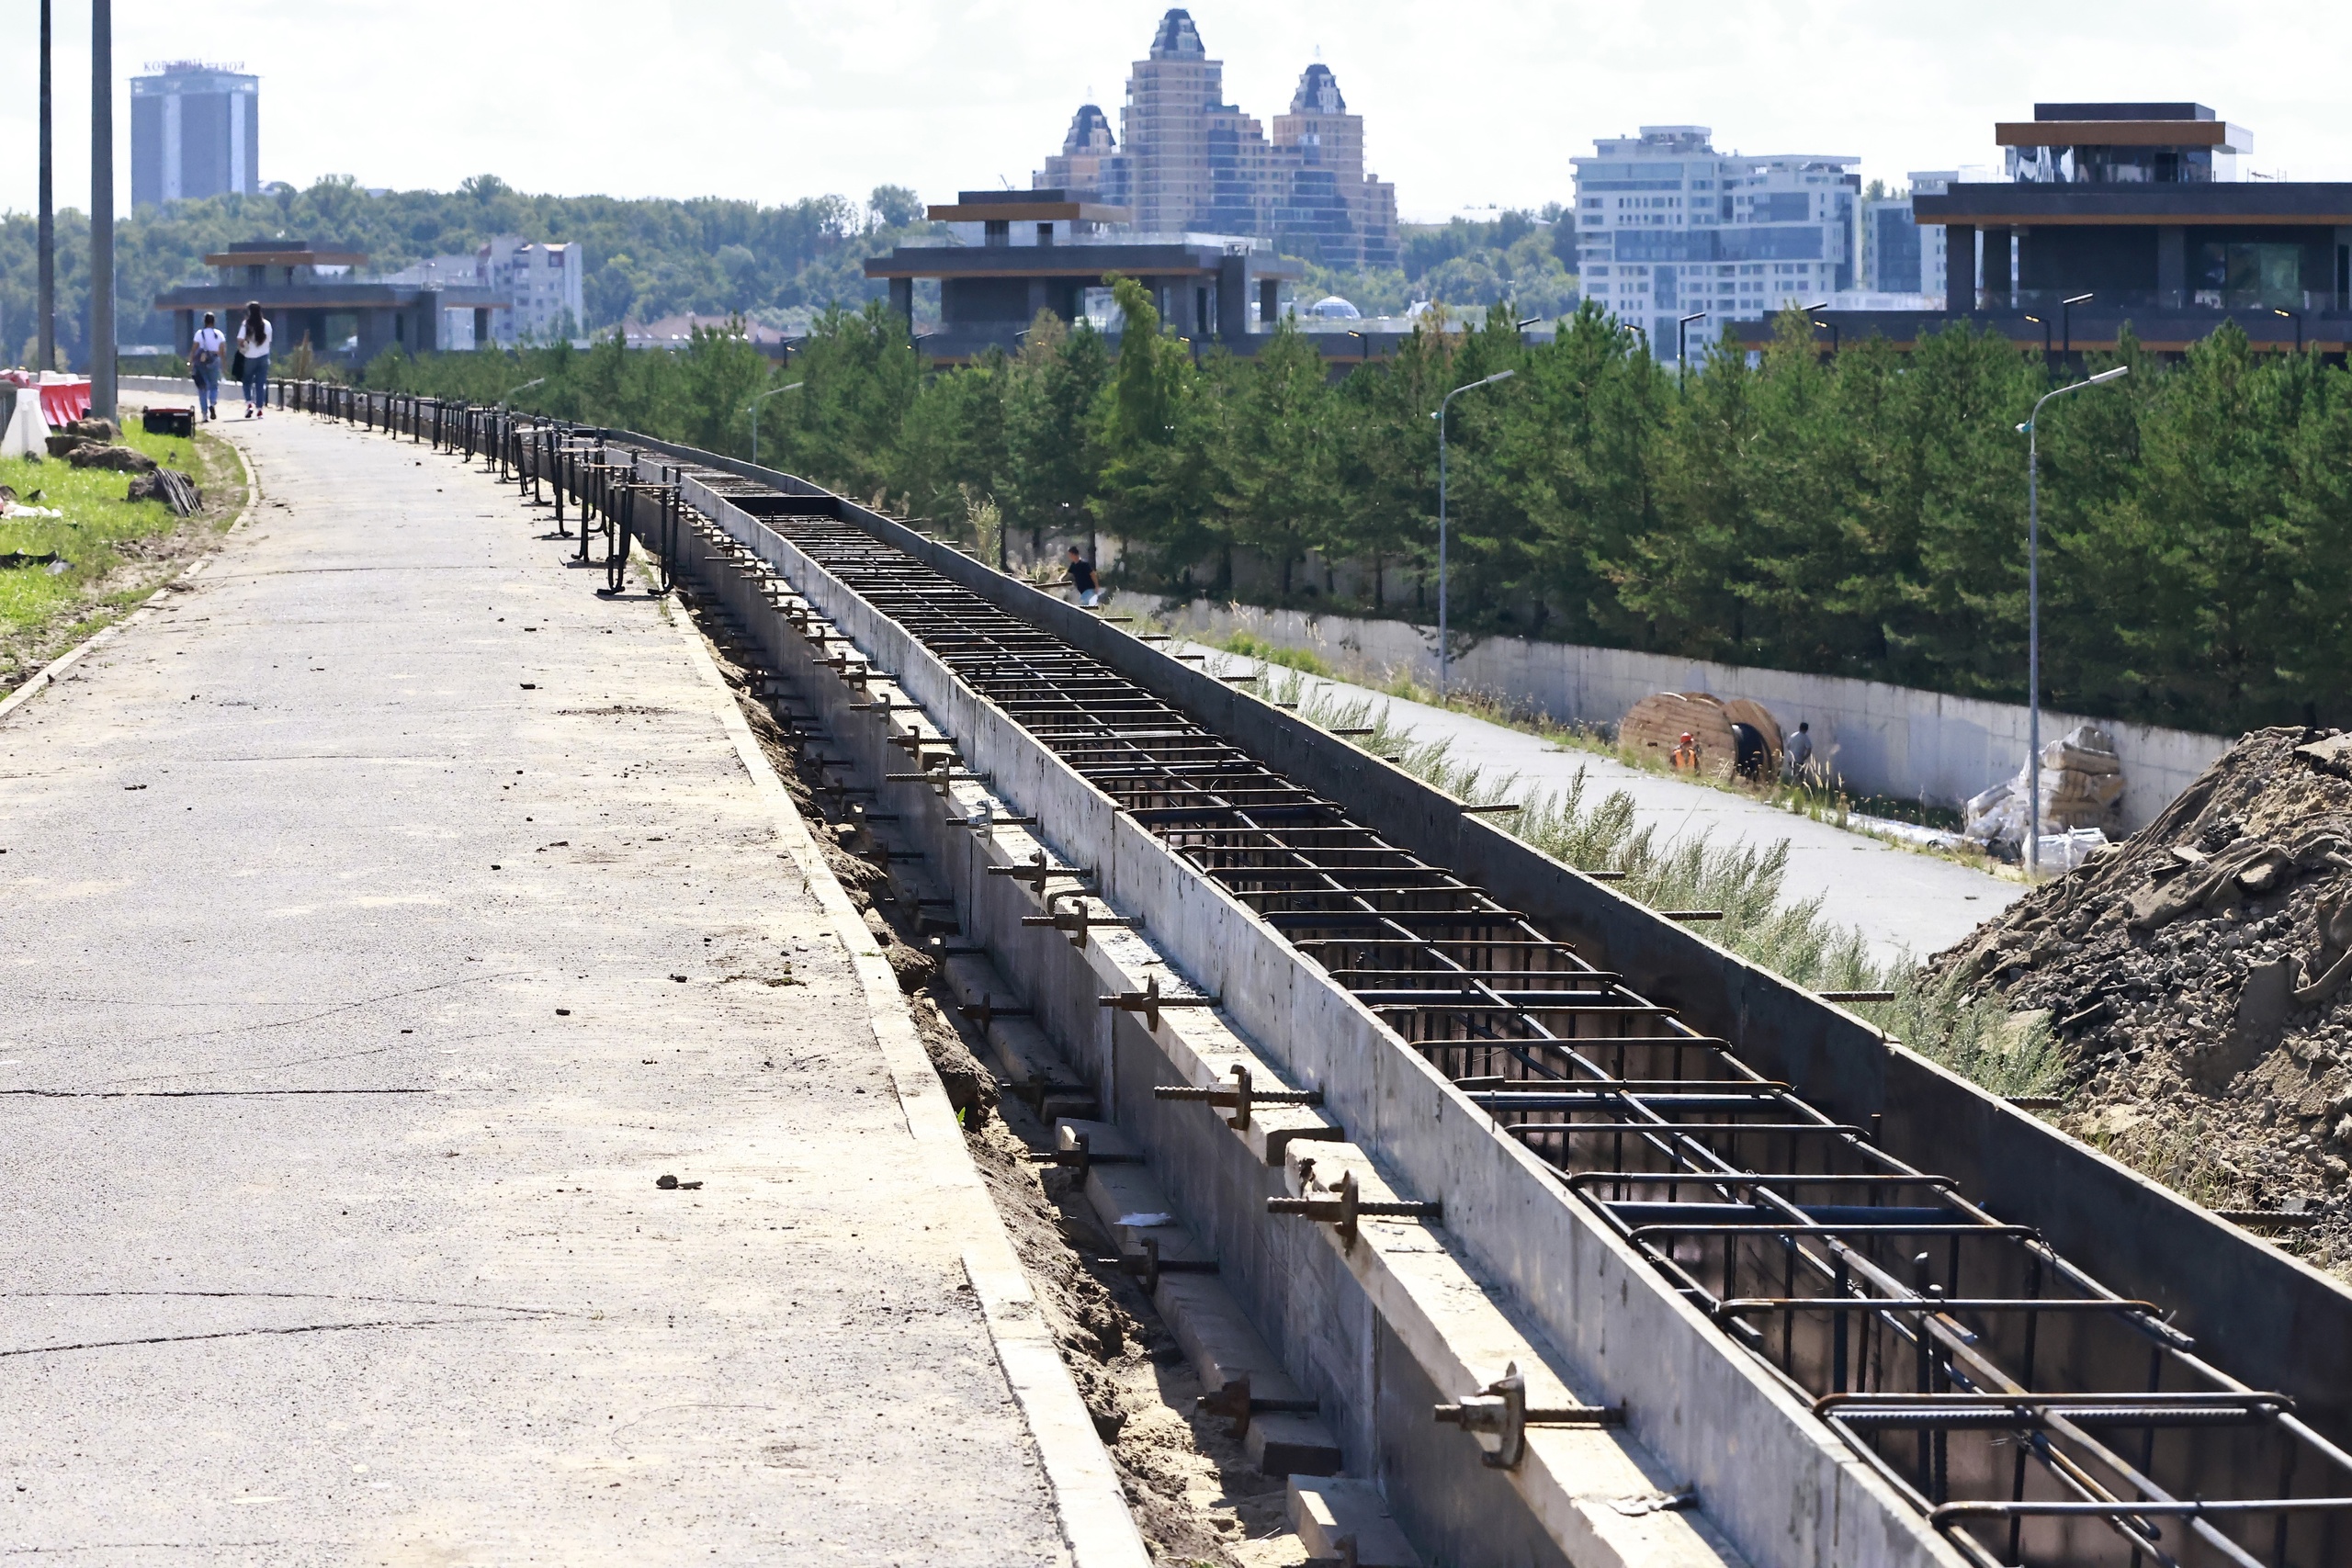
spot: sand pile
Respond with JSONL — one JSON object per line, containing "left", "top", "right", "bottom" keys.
{"left": 1932, "top": 727, "right": 2352, "bottom": 1274}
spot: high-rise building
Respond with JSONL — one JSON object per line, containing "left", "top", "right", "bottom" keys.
{"left": 130, "top": 62, "right": 259, "bottom": 209}
{"left": 1034, "top": 9, "right": 1399, "bottom": 271}
{"left": 1040, "top": 105, "right": 1129, "bottom": 212}
{"left": 1859, "top": 173, "right": 1952, "bottom": 300}
{"left": 1572, "top": 126, "right": 1860, "bottom": 361}
{"left": 474, "top": 237, "right": 586, "bottom": 346}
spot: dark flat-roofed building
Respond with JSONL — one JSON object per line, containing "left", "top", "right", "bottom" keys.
{"left": 1730, "top": 103, "right": 2352, "bottom": 357}
{"left": 157, "top": 240, "right": 509, "bottom": 363}
{"left": 864, "top": 189, "right": 1303, "bottom": 361}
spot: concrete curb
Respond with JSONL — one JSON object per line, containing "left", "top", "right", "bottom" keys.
{"left": 662, "top": 603, "right": 1151, "bottom": 1568}
{"left": 0, "top": 412, "right": 258, "bottom": 728}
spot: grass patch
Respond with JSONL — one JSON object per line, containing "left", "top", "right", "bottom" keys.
{"left": 1213, "top": 628, "right": 1334, "bottom": 678}
{"left": 1, "top": 419, "right": 244, "bottom": 686}
{"left": 1260, "top": 666, "right": 2060, "bottom": 1100}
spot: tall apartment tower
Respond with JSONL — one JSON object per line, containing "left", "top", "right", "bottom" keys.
{"left": 1270, "top": 63, "right": 1399, "bottom": 270}
{"left": 1124, "top": 10, "right": 1219, "bottom": 235}
{"left": 130, "top": 62, "right": 259, "bottom": 209}
{"left": 1572, "top": 126, "right": 1860, "bottom": 361}
{"left": 1040, "top": 104, "right": 1130, "bottom": 211}
{"left": 1035, "top": 10, "right": 1400, "bottom": 270}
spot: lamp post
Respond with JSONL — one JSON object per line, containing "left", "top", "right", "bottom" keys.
{"left": 1677, "top": 310, "right": 1706, "bottom": 384}
{"left": 2060, "top": 292, "right": 2092, "bottom": 367}
{"left": 501, "top": 376, "right": 545, "bottom": 405}
{"left": 2274, "top": 307, "right": 2302, "bottom": 354}
{"left": 1346, "top": 328, "right": 1369, "bottom": 367}
{"left": 2015, "top": 364, "right": 2130, "bottom": 876}
{"left": 38, "top": 0, "right": 54, "bottom": 373}
{"left": 2025, "top": 313, "right": 2050, "bottom": 370}
{"left": 90, "top": 0, "right": 115, "bottom": 418}
{"left": 1432, "top": 369, "right": 1515, "bottom": 695}
{"left": 1802, "top": 303, "right": 1837, "bottom": 356}
{"left": 747, "top": 381, "right": 804, "bottom": 467}
{"left": 1621, "top": 322, "right": 1647, "bottom": 353}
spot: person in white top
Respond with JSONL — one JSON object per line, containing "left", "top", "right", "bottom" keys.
{"left": 189, "top": 311, "right": 227, "bottom": 421}
{"left": 236, "top": 301, "right": 274, "bottom": 418}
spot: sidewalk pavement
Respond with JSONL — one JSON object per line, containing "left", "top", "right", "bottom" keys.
{"left": 0, "top": 412, "right": 1075, "bottom": 1564}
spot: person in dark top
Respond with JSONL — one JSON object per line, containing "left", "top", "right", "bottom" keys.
{"left": 1066, "top": 546, "right": 1100, "bottom": 608}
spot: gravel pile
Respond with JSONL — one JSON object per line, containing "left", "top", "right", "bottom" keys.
{"left": 1931, "top": 727, "right": 2352, "bottom": 1276}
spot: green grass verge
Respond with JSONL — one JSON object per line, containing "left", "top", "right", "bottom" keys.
{"left": 1212, "top": 629, "right": 1335, "bottom": 678}
{"left": 1, "top": 419, "right": 243, "bottom": 685}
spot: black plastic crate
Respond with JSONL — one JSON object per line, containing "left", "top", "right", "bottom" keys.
{"left": 143, "top": 405, "right": 195, "bottom": 437}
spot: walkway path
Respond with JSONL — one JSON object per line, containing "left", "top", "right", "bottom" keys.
{"left": 0, "top": 412, "right": 1077, "bottom": 1563}
{"left": 1189, "top": 648, "right": 2024, "bottom": 965}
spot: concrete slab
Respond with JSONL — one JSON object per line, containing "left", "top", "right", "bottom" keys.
{"left": 1289, "top": 1477, "right": 1424, "bottom": 1567}
{"left": 1186, "top": 647, "right": 2023, "bottom": 966}
{"left": 0, "top": 415, "right": 1082, "bottom": 1563}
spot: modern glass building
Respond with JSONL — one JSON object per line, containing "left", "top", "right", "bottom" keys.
{"left": 1743, "top": 103, "right": 2352, "bottom": 359}
{"left": 130, "top": 62, "right": 260, "bottom": 209}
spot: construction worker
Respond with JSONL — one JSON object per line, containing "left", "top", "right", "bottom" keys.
{"left": 1672, "top": 731, "right": 1700, "bottom": 772}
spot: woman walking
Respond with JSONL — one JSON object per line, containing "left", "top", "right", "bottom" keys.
{"left": 189, "top": 311, "right": 225, "bottom": 421}
{"left": 236, "top": 302, "right": 272, "bottom": 418}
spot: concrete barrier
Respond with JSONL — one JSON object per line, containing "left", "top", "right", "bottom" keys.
{"left": 1121, "top": 596, "right": 2230, "bottom": 832}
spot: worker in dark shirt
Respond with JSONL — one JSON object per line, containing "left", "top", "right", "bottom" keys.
{"left": 1066, "top": 546, "right": 1101, "bottom": 608}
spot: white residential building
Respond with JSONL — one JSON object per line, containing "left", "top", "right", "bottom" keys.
{"left": 380, "top": 253, "right": 486, "bottom": 349}
{"left": 475, "top": 237, "right": 586, "bottom": 346}
{"left": 1572, "top": 126, "right": 1860, "bottom": 361}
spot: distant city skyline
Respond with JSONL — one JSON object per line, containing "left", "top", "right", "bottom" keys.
{"left": 5, "top": 1, "right": 2350, "bottom": 225}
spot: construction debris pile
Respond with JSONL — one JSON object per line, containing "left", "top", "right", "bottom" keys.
{"left": 1962, "top": 722, "right": 2128, "bottom": 855}
{"left": 1933, "top": 727, "right": 2352, "bottom": 1274}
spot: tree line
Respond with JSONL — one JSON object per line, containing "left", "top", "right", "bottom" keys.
{"left": 361, "top": 279, "right": 2352, "bottom": 737}
{"left": 0, "top": 175, "right": 931, "bottom": 368}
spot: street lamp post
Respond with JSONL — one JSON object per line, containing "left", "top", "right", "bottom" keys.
{"left": 90, "top": 0, "right": 114, "bottom": 419}
{"left": 37, "top": 0, "right": 54, "bottom": 373}
{"left": 1802, "top": 302, "right": 1838, "bottom": 357}
{"left": 1677, "top": 310, "right": 1706, "bottom": 385}
{"left": 2274, "top": 307, "right": 2303, "bottom": 354}
{"left": 2061, "top": 292, "right": 2092, "bottom": 367}
{"left": 501, "top": 376, "right": 545, "bottom": 405}
{"left": 1346, "top": 329, "right": 1369, "bottom": 367}
{"left": 2025, "top": 313, "right": 2050, "bottom": 369}
{"left": 2016, "top": 364, "right": 2130, "bottom": 876}
{"left": 1432, "top": 369, "right": 1515, "bottom": 695}
{"left": 748, "top": 381, "right": 804, "bottom": 467}
{"left": 1621, "top": 322, "right": 1647, "bottom": 353}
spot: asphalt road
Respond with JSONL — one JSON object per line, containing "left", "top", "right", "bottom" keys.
{"left": 0, "top": 413, "right": 1069, "bottom": 1564}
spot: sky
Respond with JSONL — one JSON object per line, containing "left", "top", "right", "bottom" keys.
{"left": 5, "top": 0, "right": 2351, "bottom": 224}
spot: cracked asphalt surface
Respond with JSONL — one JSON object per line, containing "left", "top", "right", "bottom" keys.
{"left": 0, "top": 412, "right": 1069, "bottom": 1564}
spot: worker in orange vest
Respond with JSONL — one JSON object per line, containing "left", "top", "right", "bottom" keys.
{"left": 1672, "top": 731, "right": 1700, "bottom": 772}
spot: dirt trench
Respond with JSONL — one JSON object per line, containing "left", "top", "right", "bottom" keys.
{"left": 692, "top": 592, "right": 1309, "bottom": 1566}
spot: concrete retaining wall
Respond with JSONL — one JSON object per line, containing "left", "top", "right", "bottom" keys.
{"left": 642, "top": 455, "right": 1973, "bottom": 1568}
{"left": 613, "top": 428, "right": 2352, "bottom": 1566}
{"left": 1122, "top": 596, "right": 2231, "bottom": 831}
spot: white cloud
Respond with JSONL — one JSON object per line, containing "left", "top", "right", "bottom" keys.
{"left": 5, "top": 0, "right": 2346, "bottom": 220}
